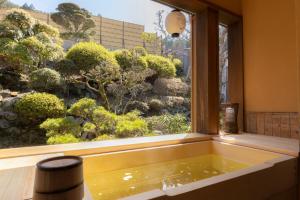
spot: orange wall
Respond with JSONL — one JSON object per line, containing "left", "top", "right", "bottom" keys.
{"left": 296, "top": 0, "right": 300, "bottom": 113}
{"left": 242, "top": 0, "right": 298, "bottom": 112}
{"left": 205, "top": 0, "right": 242, "bottom": 15}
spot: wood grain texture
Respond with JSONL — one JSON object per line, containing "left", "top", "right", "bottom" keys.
{"left": 245, "top": 112, "right": 298, "bottom": 139}
{"left": 228, "top": 20, "right": 244, "bottom": 132}
{"left": 0, "top": 166, "right": 92, "bottom": 200}
{"left": 191, "top": 8, "right": 219, "bottom": 134}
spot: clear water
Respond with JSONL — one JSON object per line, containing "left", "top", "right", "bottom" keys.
{"left": 84, "top": 154, "right": 249, "bottom": 200}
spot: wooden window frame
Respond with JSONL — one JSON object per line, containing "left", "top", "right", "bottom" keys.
{"left": 155, "top": 0, "right": 244, "bottom": 134}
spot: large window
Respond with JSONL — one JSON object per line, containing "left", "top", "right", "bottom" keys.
{"left": 0, "top": 0, "right": 191, "bottom": 148}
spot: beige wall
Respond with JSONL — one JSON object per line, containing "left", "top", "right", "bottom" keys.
{"left": 242, "top": 0, "right": 298, "bottom": 112}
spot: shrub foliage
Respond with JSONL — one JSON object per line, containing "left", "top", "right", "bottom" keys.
{"left": 29, "top": 68, "right": 62, "bottom": 91}
{"left": 15, "top": 93, "right": 66, "bottom": 122}
{"left": 66, "top": 42, "right": 118, "bottom": 71}
{"left": 145, "top": 54, "right": 176, "bottom": 77}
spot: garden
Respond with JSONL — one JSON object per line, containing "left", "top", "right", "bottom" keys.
{"left": 0, "top": 5, "right": 191, "bottom": 148}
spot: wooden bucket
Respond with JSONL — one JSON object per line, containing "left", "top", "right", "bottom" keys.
{"left": 33, "top": 156, "right": 84, "bottom": 200}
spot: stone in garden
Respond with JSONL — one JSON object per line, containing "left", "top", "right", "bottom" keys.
{"left": 153, "top": 130, "right": 163, "bottom": 135}
{"left": 149, "top": 99, "right": 165, "bottom": 112}
{"left": 161, "top": 96, "right": 185, "bottom": 107}
{"left": 0, "top": 89, "right": 12, "bottom": 98}
{"left": 126, "top": 101, "right": 150, "bottom": 113}
{"left": 153, "top": 78, "right": 190, "bottom": 96}
{"left": 0, "top": 119, "right": 10, "bottom": 129}
{"left": 0, "top": 111, "right": 18, "bottom": 121}
{"left": 1, "top": 97, "right": 19, "bottom": 111}
{"left": 10, "top": 91, "right": 18, "bottom": 97}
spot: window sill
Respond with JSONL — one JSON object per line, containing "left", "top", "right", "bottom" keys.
{"left": 0, "top": 133, "right": 212, "bottom": 159}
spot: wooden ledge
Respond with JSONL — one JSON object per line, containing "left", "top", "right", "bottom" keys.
{"left": 0, "top": 133, "right": 212, "bottom": 160}
{"left": 214, "top": 133, "right": 299, "bottom": 157}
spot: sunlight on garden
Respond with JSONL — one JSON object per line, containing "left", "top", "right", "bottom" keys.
{"left": 0, "top": 0, "right": 191, "bottom": 148}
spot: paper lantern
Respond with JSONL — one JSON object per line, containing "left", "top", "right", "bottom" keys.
{"left": 165, "top": 10, "right": 186, "bottom": 38}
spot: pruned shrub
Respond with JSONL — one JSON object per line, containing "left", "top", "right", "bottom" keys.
{"left": 149, "top": 99, "right": 165, "bottom": 112}
{"left": 55, "top": 59, "right": 77, "bottom": 76}
{"left": 126, "top": 101, "right": 149, "bottom": 113}
{"left": 40, "top": 116, "right": 81, "bottom": 137}
{"left": 68, "top": 98, "right": 97, "bottom": 119}
{"left": 115, "top": 118, "right": 148, "bottom": 138}
{"left": 15, "top": 93, "right": 65, "bottom": 122}
{"left": 0, "top": 10, "right": 64, "bottom": 69}
{"left": 33, "top": 22, "right": 60, "bottom": 38}
{"left": 4, "top": 9, "right": 34, "bottom": 35}
{"left": 66, "top": 42, "right": 118, "bottom": 71}
{"left": 134, "top": 56, "right": 148, "bottom": 69}
{"left": 113, "top": 49, "right": 132, "bottom": 69}
{"left": 145, "top": 54, "right": 176, "bottom": 77}
{"left": 0, "top": 37, "right": 32, "bottom": 69}
{"left": 146, "top": 114, "right": 190, "bottom": 134}
{"left": 92, "top": 106, "right": 117, "bottom": 133}
{"left": 29, "top": 68, "right": 62, "bottom": 91}
{"left": 93, "top": 134, "right": 116, "bottom": 141}
{"left": 131, "top": 46, "right": 147, "bottom": 57}
{"left": 83, "top": 122, "right": 96, "bottom": 133}
{"left": 172, "top": 58, "right": 183, "bottom": 75}
{"left": 47, "top": 134, "right": 80, "bottom": 145}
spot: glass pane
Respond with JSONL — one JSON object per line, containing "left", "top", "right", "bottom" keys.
{"left": 0, "top": 0, "right": 191, "bottom": 148}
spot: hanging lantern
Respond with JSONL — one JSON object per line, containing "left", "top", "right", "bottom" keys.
{"left": 165, "top": 9, "right": 186, "bottom": 38}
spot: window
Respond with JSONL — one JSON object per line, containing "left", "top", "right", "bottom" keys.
{"left": 219, "top": 24, "right": 229, "bottom": 131}
{"left": 0, "top": 0, "right": 191, "bottom": 148}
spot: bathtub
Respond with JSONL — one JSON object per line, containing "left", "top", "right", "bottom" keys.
{"left": 83, "top": 141, "right": 298, "bottom": 200}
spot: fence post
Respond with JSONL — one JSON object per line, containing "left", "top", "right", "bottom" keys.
{"left": 99, "top": 16, "right": 102, "bottom": 44}
{"left": 122, "top": 21, "right": 125, "bottom": 48}
{"left": 47, "top": 13, "right": 50, "bottom": 25}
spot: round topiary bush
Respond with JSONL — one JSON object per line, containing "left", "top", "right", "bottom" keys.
{"left": 145, "top": 54, "right": 176, "bottom": 77}
{"left": 15, "top": 93, "right": 66, "bottom": 122}
{"left": 67, "top": 98, "right": 97, "bottom": 119}
{"left": 131, "top": 46, "right": 147, "bottom": 57}
{"left": 115, "top": 118, "right": 148, "bottom": 138}
{"left": 173, "top": 58, "right": 182, "bottom": 70}
{"left": 134, "top": 56, "right": 148, "bottom": 69}
{"left": 29, "top": 68, "right": 62, "bottom": 91}
{"left": 55, "top": 59, "right": 77, "bottom": 76}
{"left": 66, "top": 42, "right": 118, "bottom": 71}
{"left": 113, "top": 49, "right": 132, "bottom": 69}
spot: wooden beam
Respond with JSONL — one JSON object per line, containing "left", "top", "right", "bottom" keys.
{"left": 191, "top": 8, "right": 219, "bottom": 134}
{"left": 153, "top": 0, "right": 205, "bottom": 13}
{"left": 228, "top": 20, "right": 244, "bottom": 131}
{"left": 153, "top": 0, "right": 241, "bottom": 25}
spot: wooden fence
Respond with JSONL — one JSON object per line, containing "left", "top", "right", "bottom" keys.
{"left": 0, "top": 8, "right": 162, "bottom": 54}
{"left": 245, "top": 112, "right": 299, "bottom": 139}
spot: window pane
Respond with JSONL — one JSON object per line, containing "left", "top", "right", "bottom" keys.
{"left": 0, "top": 0, "right": 191, "bottom": 148}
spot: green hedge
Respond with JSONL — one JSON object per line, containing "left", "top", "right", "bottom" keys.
{"left": 40, "top": 116, "right": 82, "bottom": 137}
{"left": 29, "top": 68, "right": 62, "bottom": 91}
{"left": 15, "top": 93, "right": 65, "bottom": 122}
{"left": 66, "top": 42, "right": 118, "bottom": 71}
{"left": 47, "top": 134, "right": 80, "bottom": 145}
{"left": 67, "top": 98, "right": 97, "bottom": 119}
{"left": 113, "top": 49, "right": 132, "bottom": 69}
{"left": 145, "top": 54, "right": 176, "bottom": 77}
